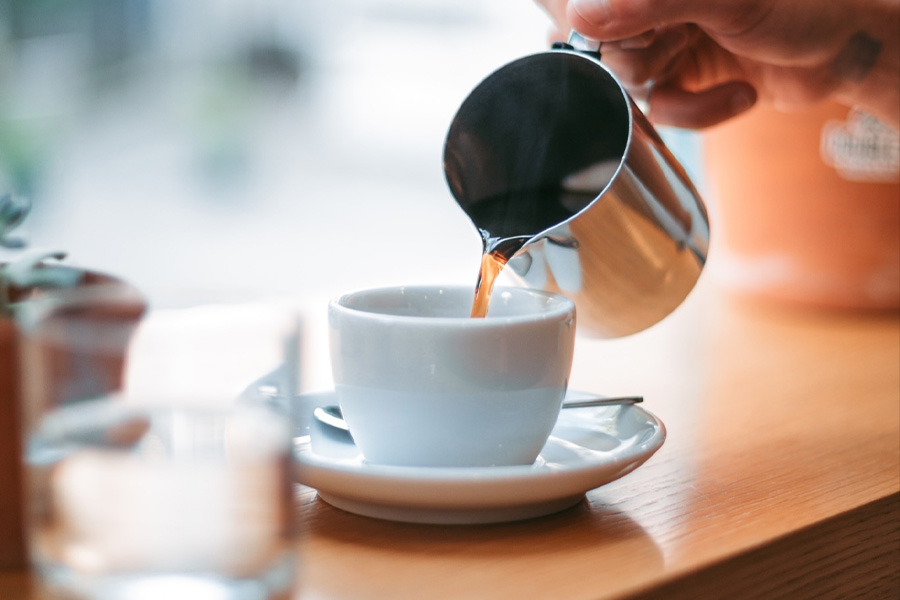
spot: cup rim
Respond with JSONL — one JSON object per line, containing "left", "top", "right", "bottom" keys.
{"left": 329, "top": 285, "right": 575, "bottom": 326}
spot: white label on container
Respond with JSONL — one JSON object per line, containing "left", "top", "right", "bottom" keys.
{"left": 820, "top": 108, "right": 900, "bottom": 182}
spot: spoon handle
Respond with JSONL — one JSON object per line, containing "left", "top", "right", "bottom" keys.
{"left": 562, "top": 395, "right": 643, "bottom": 409}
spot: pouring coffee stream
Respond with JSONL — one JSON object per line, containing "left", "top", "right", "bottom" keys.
{"left": 448, "top": 31, "right": 710, "bottom": 334}
{"left": 470, "top": 233, "right": 528, "bottom": 318}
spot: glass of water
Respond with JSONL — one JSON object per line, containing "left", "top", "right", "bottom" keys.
{"left": 19, "top": 286, "right": 300, "bottom": 600}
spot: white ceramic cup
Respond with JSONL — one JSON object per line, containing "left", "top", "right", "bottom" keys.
{"left": 328, "top": 285, "right": 576, "bottom": 467}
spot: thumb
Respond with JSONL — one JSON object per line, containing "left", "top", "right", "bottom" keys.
{"left": 567, "top": 0, "right": 745, "bottom": 41}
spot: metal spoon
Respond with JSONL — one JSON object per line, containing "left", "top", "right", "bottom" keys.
{"left": 313, "top": 394, "right": 643, "bottom": 433}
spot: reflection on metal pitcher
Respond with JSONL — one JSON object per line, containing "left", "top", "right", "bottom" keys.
{"left": 444, "top": 38, "right": 709, "bottom": 337}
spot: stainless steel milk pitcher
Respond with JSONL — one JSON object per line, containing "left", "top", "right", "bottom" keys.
{"left": 443, "top": 33, "right": 710, "bottom": 338}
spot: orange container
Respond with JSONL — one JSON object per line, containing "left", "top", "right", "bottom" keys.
{"left": 702, "top": 102, "right": 899, "bottom": 309}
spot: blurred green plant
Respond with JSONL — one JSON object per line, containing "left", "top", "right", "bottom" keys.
{"left": 0, "top": 191, "right": 82, "bottom": 316}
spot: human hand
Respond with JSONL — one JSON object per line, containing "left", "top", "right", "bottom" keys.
{"left": 534, "top": 0, "right": 900, "bottom": 129}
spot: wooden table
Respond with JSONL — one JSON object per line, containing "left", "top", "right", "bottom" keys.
{"left": 2, "top": 279, "right": 899, "bottom": 599}
{"left": 294, "top": 279, "right": 899, "bottom": 600}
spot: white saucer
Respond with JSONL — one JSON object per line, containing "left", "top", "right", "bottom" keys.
{"left": 293, "top": 391, "right": 666, "bottom": 525}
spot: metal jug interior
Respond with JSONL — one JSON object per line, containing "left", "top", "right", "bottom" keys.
{"left": 443, "top": 47, "right": 710, "bottom": 338}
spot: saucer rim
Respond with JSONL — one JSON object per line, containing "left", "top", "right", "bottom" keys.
{"left": 293, "top": 390, "right": 665, "bottom": 483}
{"left": 292, "top": 390, "right": 665, "bottom": 522}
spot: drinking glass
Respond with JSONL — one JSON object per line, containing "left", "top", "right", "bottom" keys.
{"left": 18, "top": 286, "right": 300, "bottom": 600}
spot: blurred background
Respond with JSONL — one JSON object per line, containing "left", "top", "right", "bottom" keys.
{"left": 0, "top": 0, "right": 701, "bottom": 307}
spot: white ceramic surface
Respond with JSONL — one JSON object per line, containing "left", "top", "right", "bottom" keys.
{"left": 328, "top": 286, "right": 576, "bottom": 467}
{"left": 293, "top": 391, "right": 666, "bottom": 525}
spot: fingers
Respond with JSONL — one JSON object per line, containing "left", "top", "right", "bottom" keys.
{"left": 535, "top": 0, "right": 760, "bottom": 129}
{"left": 601, "top": 25, "right": 699, "bottom": 87}
{"left": 614, "top": 30, "right": 656, "bottom": 50}
{"left": 567, "top": 0, "right": 753, "bottom": 41}
{"left": 534, "top": 0, "right": 570, "bottom": 30}
{"left": 547, "top": 26, "right": 569, "bottom": 46}
{"left": 647, "top": 81, "right": 758, "bottom": 129}
{"left": 535, "top": 0, "right": 576, "bottom": 47}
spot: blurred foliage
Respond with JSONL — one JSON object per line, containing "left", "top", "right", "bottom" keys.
{"left": 0, "top": 192, "right": 81, "bottom": 316}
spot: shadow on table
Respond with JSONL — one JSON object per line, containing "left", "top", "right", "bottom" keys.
{"left": 301, "top": 492, "right": 664, "bottom": 597}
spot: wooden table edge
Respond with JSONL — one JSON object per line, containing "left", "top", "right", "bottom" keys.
{"left": 620, "top": 492, "right": 900, "bottom": 600}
